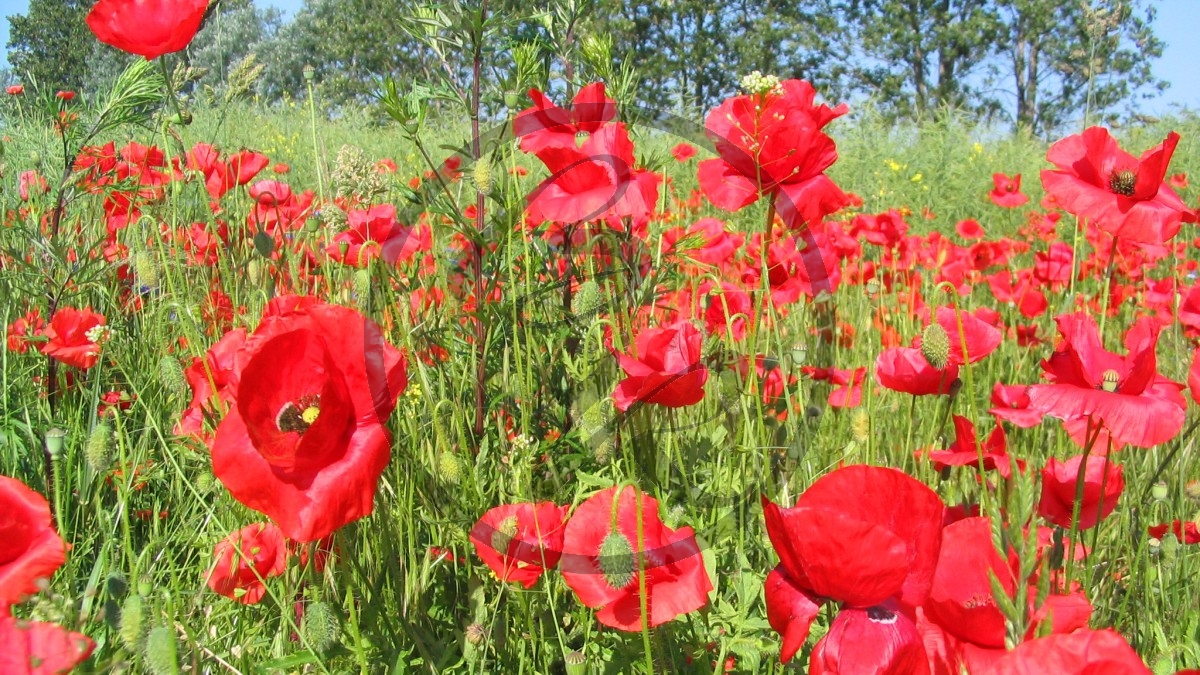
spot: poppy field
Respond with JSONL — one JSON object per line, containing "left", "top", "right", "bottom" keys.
{"left": 4, "top": 4, "right": 1200, "bottom": 675}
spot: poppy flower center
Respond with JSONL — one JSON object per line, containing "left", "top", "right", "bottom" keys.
{"left": 1108, "top": 169, "right": 1137, "bottom": 196}
{"left": 276, "top": 394, "right": 321, "bottom": 434}
{"left": 1100, "top": 369, "right": 1120, "bottom": 393}
{"left": 866, "top": 606, "right": 897, "bottom": 623}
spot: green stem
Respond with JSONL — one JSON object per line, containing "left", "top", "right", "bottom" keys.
{"left": 1098, "top": 235, "right": 1119, "bottom": 338}
{"left": 1064, "top": 419, "right": 1102, "bottom": 588}
{"left": 634, "top": 486, "right": 654, "bottom": 674}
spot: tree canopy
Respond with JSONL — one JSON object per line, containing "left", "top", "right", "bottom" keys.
{"left": 5, "top": 0, "right": 1169, "bottom": 134}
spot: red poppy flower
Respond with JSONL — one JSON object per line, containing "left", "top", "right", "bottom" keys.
{"left": 925, "top": 415, "right": 1020, "bottom": 478}
{"left": 469, "top": 502, "right": 570, "bottom": 589}
{"left": 802, "top": 366, "right": 867, "bottom": 408}
{"left": 514, "top": 82, "right": 618, "bottom": 156}
{"left": 612, "top": 322, "right": 708, "bottom": 413}
{"left": 18, "top": 171, "right": 48, "bottom": 201}
{"left": 698, "top": 79, "right": 849, "bottom": 229}
{"left": 989, "top": 173, "right": 1029, "bottom": 208}
{"left": 921, "top": 517, "right": 1093, "bottom": 673}
{"left": 1027, "top": 313, "right": 1186, "bottom": 448}
{"left": 86, "top": 0, "right": 209, "bottom": 60}
{"left": 989, "top": 384, "right": 1043, "bottom": 428}
{"left": 1038, "top": 454, "right": 1124, "bottom": 530}
{"left": 526, "top": 123, "right": 660, "bottom": 230}
{"left": 560, "top": 486, "right": 712, "bottom": 631}
{"left": 956, "top": 218, "right": 986, "bottom": 240}
{"left": 176, "top": 328, "right": 246, "bottom": 440}
{"left": 1148, "top": 520, "right": 1200, "bottom": 544}
{"left": 923, "top": 517, "right": 1014, "bottom": 652}
{"left": 671, "top": 142, "right": 698, "bottom": 162}
{"left": 983, "top": 629, "right": 1150, "bottom": 674}
{"left": 6, "top": 310, "right": 44, "bottom": 354}
{"left": 0, "top": 615, "right": 95, "bottom": 675}
{"left": 850, "top": 210, "right": 910, "bottom": 249}
{"left": 227, "top": 150, "right": 269, "bottom": 186}
{"left": 327, "top": 204, "right": 421, "bottom": 267}
{"left": 661, "top": 218, "right": 744, "bottom": 267}
{"left": 876, "top": 307, "right": 1002, "bottom": 397}
{"left": 1040, "top": 127, "right": 1192, "bottom": 246}
{"left": 5, "top": 85, "right": 22, "bottom": 96}
{"left": 703, "top": 282, "right": 752, "bottom": 341}
{"left": 742, "top": 230, "right": 843, "bottom": 305}
{"left": 210, "top": 297, "right": 407, "bottom": 542}
{"left": 809, "top": 605, "right": 930, "bottom": 675}
{"left": 1189, "top": 348, "right": 1200, "bottom": 406}
{"left": 0, "top": 476, "right": 67, "bottom": 611}
{"left": 38, "top": 307, "right": 106, "bottom": 370}
{"left": 205, "top": 523, "right": 288, "bottom": 604}
{"left": 764, "top": 465, "right": 945, "bottom": 610}
{"left": 987, "top": 269, "right": 1048, "bottom": 318}
{"left": 762, "top": 465, "right": 945, "bottom": 663}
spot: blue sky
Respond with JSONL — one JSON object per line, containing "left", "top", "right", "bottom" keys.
{"left": 3, "top": 0, "right": 1199, "bottom": 115}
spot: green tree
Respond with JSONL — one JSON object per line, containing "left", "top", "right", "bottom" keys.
{"left": 588, "top": 0, "right": 844, "bottom": 115}
{"left": 6, "top": 0, "right": 93, "bottom": 92}
{"left": 257, "top": 0, "right": 436, "bottom": 107}
{"left": 839, "top": 0, "right": 1004, "bottom": 120}
{"left": 995, "top": 0, "right": 1165, "bottom": 135}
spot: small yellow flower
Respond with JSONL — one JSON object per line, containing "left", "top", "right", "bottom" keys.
{"left": 911, "top": 173, "right": 923, "bottom": 183}
{"left": 885, "top": 159, "right": 902, "bottom": 172}
{"left": 972, "top": 142, "right": 984, "bottom": 155}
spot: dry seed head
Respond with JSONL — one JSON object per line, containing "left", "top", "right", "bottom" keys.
{"left": 597, "top": 531, "right": 636, "bottom": 590}
{"left": 851, "top": 410, "right": 870, "bottom": 443}
{"left": 491, "top": 515, "right": 519, "bottom": 554}
{"left": 465, "top": 622, "right": 488, "bottom": 646}
{"left": 1185, "top": 479, "right": 1200, "bottom": 502}
{"left": 921, "top": 323, "right": 951, "bottom": 370}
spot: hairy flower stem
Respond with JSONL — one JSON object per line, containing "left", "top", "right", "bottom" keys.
{"left": 1064, "top": 419, "right": 1102, "bottom": 587}
{"left": 306, "top": 76, "right": 326, "bottom": 201}
{"left": 633, "top": 486, "right": 655, "bottom": 675}
{"left": 469, "top": 1, "right": 490, "bottom": 441}
{"left": 1098, "top": 236, "right": 1119, "bottom": 338}
{"left": 1140, "top": 416, "right": 1200, "bottom": 500}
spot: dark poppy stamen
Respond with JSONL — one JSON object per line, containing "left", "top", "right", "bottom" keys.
{"left": 276, "top": 394, "right": 321, "bottom": 434}
{"left": 866, "top": 606, "right": 897, "bottom": 623}
{"left": 1109, "top": 169, "right": 1137, "bottom": 196}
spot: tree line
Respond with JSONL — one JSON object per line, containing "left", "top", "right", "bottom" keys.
{"left": 5, "top": 0, "right": 1166, "bottom": 135}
